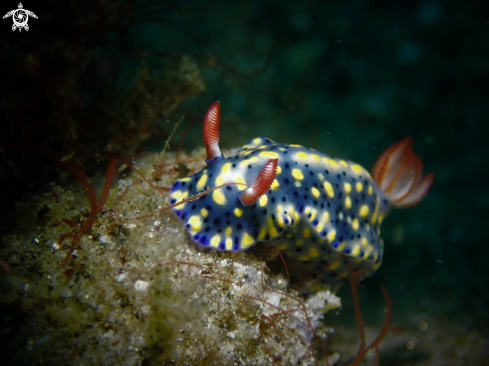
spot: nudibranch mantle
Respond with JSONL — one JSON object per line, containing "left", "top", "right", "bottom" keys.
{"left": 170, "top": 101, "right": 434, "bottom": 288}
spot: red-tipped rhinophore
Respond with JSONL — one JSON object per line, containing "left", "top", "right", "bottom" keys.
{"left": 203, "top": 101, "right": 221, "bottom": 160}
{"left": 240, "top": 159, "right": 279, "bottom": 206}
{"left": 372, "top": 137, "right": 435, "bottom": 208}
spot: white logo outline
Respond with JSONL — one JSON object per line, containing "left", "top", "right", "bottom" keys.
{"left": 3, "top": 3, "right": 37, "bottom": 32}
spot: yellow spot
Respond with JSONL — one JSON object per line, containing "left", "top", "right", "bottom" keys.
{"left": 309, "top": 209, "right": 317, "bottom": 222}
{"left": 215, "top": 175, "right": 224, "bottom": 186}
{"left": 296, "top": 151, "right": 308, "bottom": 159}
{"left": 368, "top": 185, "right": 373, "bottom": 195}
{"left": 340, "top": 160, "right": 348, "bottom": 166}
{"left": 316, "top": 223, "right": 324, "bottom": 233}
{"left": 226, "top": 238, "right": 233, "bottom": 250}
{"left": 235, "top": 175, "right": 247, "bottom": 191}
{"left": 351, "top": 164, "right": 362, "bottom": 173}
{"left": 259, "top": 194, "right": 268, "bottom": 207}
{"left": 196, "top": 174, "right": 208, "bottom": 190}
{"left": 304, "top": 206, "right": 311, "bottom": 215}
{"left": 359, "top": 204, "right": 369, "bottom": 217}
{"left": 276, "top": 165, "right": 282, "bottom": 174}
{"left": 225, "top": 227, "right": 232, "bottom": 236}
{"left": 260, "top": 151, "right": 279, "bottom": 159}
{"left": 267, "top": 217, "right": 278, "bottom": 237}
{"left": 289, "top": 144, "right": 302, "bottom": 147}
{"left": 322, "top": 157, "right": 340, "bottom": 168}
{"left": 179, "top": 178, "right": 191, "bottom": 182}
{"left": 200, "top": 208, "right": 208, "bottom": 217}
{"left": 241, "top": 232, "right": 254, "bottom": 249}
{"left": 252, "top": 137, "right": 262, "bottom": 145}
{"left": 278, "top": 147, "right": 287, "bottom": 151}
{"left": 311, "top": 187, "right": 320, "bottom": 198}
{"left": 221, "top": 163, "right": 231, "bottom": 174}
{"left": 294, "top": 181, "right": 302, "bottom": 188}
{"left": 212, "top": 189, "right": 227, "bottom": 205}
{"left": 292, "top": 169, "right": 304, "bottom": 180}
{"left": 337, "top": 242, "right": 345, "bottom": 252}
{"left": 309, "top": 247, "right": 319, "bottom": 258}
{"left": 317, "top": 173, "right": 325, "bottom": 181}
{"left": 356, "top": 182, "right": 363, "bottom": 193}
{"left": 344, "top": 182, "right": 352, "bottom": 193}
{"left": 296, "top": 239, "right": 304, "bottom": 246}
{"left": 271, "top": 179, "right": 280, "bottom": 190}
{"left": 363, "top": 246, "right": 372, "bottom": 259}
{"left": 249, "top": 156, "right": 259, "bottom": 163}
{"left": 258, "top": 226, "right": 267, "bottom": 240}
{"left": 303, "top": 228, "right": 310, "bottom": 238}
{"left": 379, "top": 213, "right": 385, "bottom": 224}
{"left": 371, "top": 211, "right": 378, "bottom": 225}
{"left": 240, "top": 159, "right": 250, "bottom": 167}
{"left": 210, "top": 235, "right": 221, "bottom": 248}
{"left": 177, "top": 192, "right": 188, "bottom": 208}
{"left": 293, "top": 212, "right": 300, "bottom": 222}
{"left": 312, "top": 154, "right": 320, "bottom": 161}
{"left": 171, "top": 190, "right": 182, "bottom": 198}
{"left": 351, "top": 245, "right": 360, "bottom": 256}
{"left": 298, "top": 255, "right": 310, "bottom": 261}
{"left": 322, "top": 211, "right": 330, "bottom": 222}
{"left": 329, "top": 261, "right": 341, "bottom": 271}
{"left": 277, "top": 243, "right": 288, "bottom": 250}
{"left": 361, "top": 237, "right": 368, "bottom": 246}
{"left": 372, "top": 196, "right": 380, "bottom": 224}
{"left": 352, "top": 218, "right": 359, "bottom": 230}
{"left": 323, "top": 181, "right": 334, "bottom": 198}
{"left": 234, "top": 208, "right": 243, "bottom": 217}
{"left": 188, "top": 215, "right": 202, "bottom": 233}
{"left": 327, "top": 230, "right": 336, "bottom": 243}
{"left": 345, "top": 196, "right": 352, "bottom": 209}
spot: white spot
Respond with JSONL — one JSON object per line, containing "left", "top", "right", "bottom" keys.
{"left": 135, "top": 280, "right": 150, "bottom": 291}
{"left": 267, "top": 293, "right": 281, "bottom": 307}
{"left": 229, "top": 331, "right": 235, "bottom": 339}
{"left": 99, "top": 235, "right": 112, "bottom": 244}
{"left": 116, "top": 273, "right": 127, "bottom": 282}
{"left": 52, "top": 242, "right": 60, "bottom": 250}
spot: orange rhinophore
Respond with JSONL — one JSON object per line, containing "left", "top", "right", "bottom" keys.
{"left": 372, "top": 137, "right": 435, "bottom": 208}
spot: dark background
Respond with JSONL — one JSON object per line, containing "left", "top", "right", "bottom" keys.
{"left": 1, "top": 0, "right": 488, "bottom": 362}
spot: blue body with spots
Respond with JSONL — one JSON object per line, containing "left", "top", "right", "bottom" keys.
{"left": 170, "top": 136, "right": 391, "bottom": 291}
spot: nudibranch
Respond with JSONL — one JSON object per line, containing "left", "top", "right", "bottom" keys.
{"left": 170, "top": 101, "right": 434, "bottom": 291}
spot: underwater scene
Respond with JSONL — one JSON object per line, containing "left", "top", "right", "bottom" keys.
{"left": 1, "top": 0, "right": 488, "bottom": 365}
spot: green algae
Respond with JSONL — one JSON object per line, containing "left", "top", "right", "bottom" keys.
{"left": 0, "top": 148, "right": 341, "bottom": 365}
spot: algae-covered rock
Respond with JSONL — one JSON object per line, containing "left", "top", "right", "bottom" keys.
{"left": 0, "top": 148, "right": 340, "bottom": 365}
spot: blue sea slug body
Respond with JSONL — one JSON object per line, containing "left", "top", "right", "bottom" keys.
{"left": 170, "top": 101, "right": 434, "bottom": 290}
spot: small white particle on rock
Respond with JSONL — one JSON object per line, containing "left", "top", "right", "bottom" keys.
{"left": 116, "top": 273, "right": 127, "bottom": 282}
{"left": 52, "top": 242, "right": 60, "bottom": 250}
{"left": 229, "top": 332, "right": 235, "bottom": 339}
{"left": 99, "top": 235, "right": 112, "bottom": 244}
{"left": 135, "top": 280, "right": 149, "bottom": 291}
